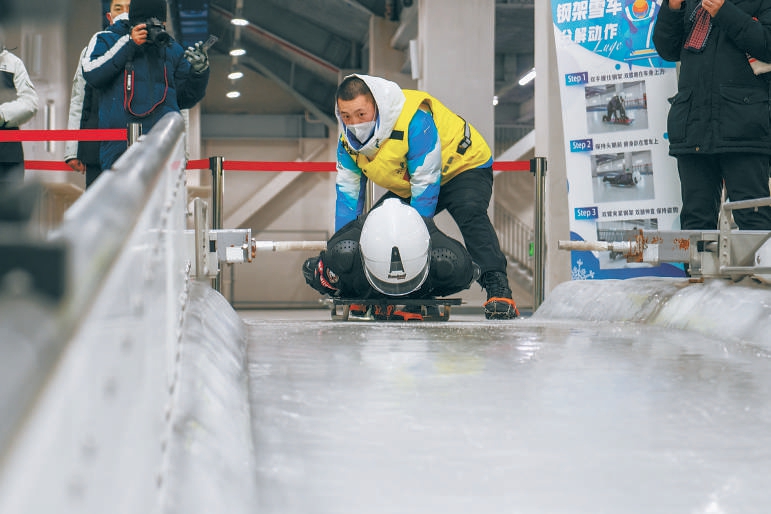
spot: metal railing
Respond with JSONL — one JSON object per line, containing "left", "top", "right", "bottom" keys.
{"left": 493, "top": 201, "right": 534, "bottom": 277}
{"left": 199, "top": 155, "right": 549, "bottom": 309}
{"left": 0, "top": 113, "right": 190, "bottom": 513}
{"left": 493, "top": 157, "right": 547, "bottom": 309}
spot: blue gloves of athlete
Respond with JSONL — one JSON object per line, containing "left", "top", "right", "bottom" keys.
{"left": 184, "top": 41, "right": 209, "bottom": 74}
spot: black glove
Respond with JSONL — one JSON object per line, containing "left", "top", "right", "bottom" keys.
{"left": 302, "top": 256, "right": 338, "bottom": 295}
{"left": 302, "top": 257, "right": 320, "bottom": 286}
{"left": 184, "top": 41, "right": 209, "bottom": 74}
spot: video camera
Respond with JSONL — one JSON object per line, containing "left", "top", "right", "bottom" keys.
{"left": 143, "top": 17, "right": 171, "bottom": 47}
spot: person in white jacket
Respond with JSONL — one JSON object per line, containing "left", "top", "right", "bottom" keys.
{"left": 0, "top": 30, "right": 39, "bottom": 190}
{"left": 65, "top": 0, "right": 130, "bottom": 188}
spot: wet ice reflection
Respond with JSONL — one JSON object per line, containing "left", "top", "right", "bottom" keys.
{"left": 245, "top": 317, "right": 771, "bottom": 514}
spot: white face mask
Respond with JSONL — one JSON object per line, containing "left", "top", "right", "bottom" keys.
{"left": 348, "top": 120, "right": 376, "bottom": 143}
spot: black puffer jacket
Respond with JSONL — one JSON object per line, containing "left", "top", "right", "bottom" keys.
{"left": 653, "top": 0, "right": 771, "bottom": 155}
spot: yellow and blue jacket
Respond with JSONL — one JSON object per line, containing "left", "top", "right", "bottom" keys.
{"left": 335, "top": 74, "right": 492, "bottom": 230}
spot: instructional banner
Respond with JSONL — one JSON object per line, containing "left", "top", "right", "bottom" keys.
{"left": 551, "top": 0, "right": 685, "bottom": 279}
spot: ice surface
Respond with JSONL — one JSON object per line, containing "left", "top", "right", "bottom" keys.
{"left": 7, "top": 276, "right": 770, "bottom": 514}
{"left": 243, "top": 311, "right": 771, "bottom": 513}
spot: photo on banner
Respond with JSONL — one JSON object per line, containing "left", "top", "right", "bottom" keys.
{"left": 551, "top": 0, "right": 685, "bottom": 280}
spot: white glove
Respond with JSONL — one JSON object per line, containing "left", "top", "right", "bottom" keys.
{"left": 185, "top": 41, "right": 209, "bottom": 74}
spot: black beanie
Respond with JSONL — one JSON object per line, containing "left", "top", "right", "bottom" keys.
{"left": 129, "top": 0, "right": 168, "bottom": 24}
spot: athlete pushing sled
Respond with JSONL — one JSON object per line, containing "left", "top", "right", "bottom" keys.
{"left": 303, "top": 198, "right": 515, "bottom": 320}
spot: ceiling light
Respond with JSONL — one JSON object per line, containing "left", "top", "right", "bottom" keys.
{"left": 229, "top": 48, "right": 246, "bottom": 57}
{"left": 518, "top": 67, "right": 536, "bottom": 86}
{"left": 228, "top": 68, "right": 244, "bottom": 80}
{"left": 231, "top": 17, "right": 249, "bottom": 26}
{"left": 226, "top": 91, "right": 241, "bottom": 99}
{"left": 493, "top": 95, "right": 499, "bottom": 106}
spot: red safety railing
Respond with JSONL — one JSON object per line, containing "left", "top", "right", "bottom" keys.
{"left": 186, "top": 159, "right": 531, "bottom": 172}
{"left": 0, "top": 128, "right": 128, "bottom": 142}
{"left": 0, "top": 129, "right": 532, "bottom": 173}
{"left": 3, "top": 128, "right": 546, "bottom": 306}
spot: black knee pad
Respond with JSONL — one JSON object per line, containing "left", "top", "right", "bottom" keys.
{"left": 326, "top": 239, "right": 359, "bottom": 273}
{"left": 431, "top": 247, "right": 461, "bottom": 280}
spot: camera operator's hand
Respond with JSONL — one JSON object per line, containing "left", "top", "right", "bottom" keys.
{"left": 131, "top": 23, "right": 148, "bottom": 46}
{"left": 185, "top": 41, "right": 209, "bottom": 74}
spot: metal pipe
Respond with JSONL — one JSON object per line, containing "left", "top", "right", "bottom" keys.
{"left": 722, "top": 196, "right": 771, "bottom": 211}
{"left": 192, "top": 198, "right": 208, "bottom": 281}
{"left": 229, "top": 263, "right": 235, "bottom": 304}
{"left": 364, "top": 180, "right": 375, "bottom": 213}
{"left": 531, "top": 157, "right": 547, "bottom": 310}
{"left": 558, "top": 239, "right": 639, "bottom": 254}
{"left": 127, "top": 122, "right": 142, "bottom": 146}
{"left": 209, "top": 156, "right": 225, "bottom": 230}
{"left": 209, "top": 156, "right": 225, "bottom": 292}
{"left": 45, "top": 100, "right": 55, "bottom": 153}
{"left": 253, "top": 240, "right": 327, "bottom": 252}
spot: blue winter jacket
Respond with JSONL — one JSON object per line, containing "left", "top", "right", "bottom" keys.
{"left": 82, "top": 19, "right": 209, "bottom": 169}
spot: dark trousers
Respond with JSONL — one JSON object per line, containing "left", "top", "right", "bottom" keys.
{"left": 0, "top": 162, "right": 24, "bottom": 190}
{"left": 85, "top": 165, "right": 104, "bottom": 188}
{"left": 379, "top": 166, "right": 508, "bottom": 282}
{"left": 677, "top": 153, "right": 771, "bottom": 230}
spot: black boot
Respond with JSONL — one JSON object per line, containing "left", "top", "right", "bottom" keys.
{"left": 482, "top": 271, "right": 519, "bottom": 320}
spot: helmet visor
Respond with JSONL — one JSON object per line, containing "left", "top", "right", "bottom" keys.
{"left": 363, "top": 256, "right": 430, "bottom": 296}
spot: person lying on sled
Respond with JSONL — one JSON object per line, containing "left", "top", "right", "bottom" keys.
{"left": 302, "top": 198, "right": 512, "bottom": 318}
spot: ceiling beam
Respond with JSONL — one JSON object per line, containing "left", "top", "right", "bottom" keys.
{"left": 210, "top": 4, "right": 341, "bottom": 83}
{"left": 201, "top": 114, "right": 329, "bottom": 140}
{"left": 239, "top": 55, "right": 338, "bottom": 130}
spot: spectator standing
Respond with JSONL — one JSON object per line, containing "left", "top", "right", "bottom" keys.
{"left": 65, "top": 0, "right": 131, "bottom": 188}
{"left": 653, "top": 0, "right": 771, "bottom": 230}
{"left": 0, "top": 28, "right": 39, "bottom": 190}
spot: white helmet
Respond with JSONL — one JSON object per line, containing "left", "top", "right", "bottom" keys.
{"left": 359, "top": 198, "right": 430, "bottom": 296}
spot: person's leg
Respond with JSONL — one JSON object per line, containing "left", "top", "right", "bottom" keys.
{"left": 436, "top": 167, "right": 518, "bottom": 319}
{"left": 436, "top": 167, "right": 506, "bottom": 277}
{"left": 85, "top": 165, "right": 103, "bottom": 188}
{"left": 676, "top": 153, "right": 723, "bottom": 230}
{"left": 719, "top": 153, "right": 771, "bottom": 230}
{"left": 0, "top": 162, "right": 25, "bottom": 191}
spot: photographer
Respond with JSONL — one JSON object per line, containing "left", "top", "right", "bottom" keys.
{"left": 81, "top": 0, "right": 210, "bottom": 171}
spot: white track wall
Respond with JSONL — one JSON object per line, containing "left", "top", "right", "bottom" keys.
{"left": 0, "top": 115, "right": 260, "bottom": 514}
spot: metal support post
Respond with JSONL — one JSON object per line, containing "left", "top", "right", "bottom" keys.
{"left": 127, "top": 122, "right": 142, "bottom": 147}
{"left": 192, "top": 198, "right": 209, "bottom": 281}
{"left": 364, "top": 180, "right": 375, "bottom": 213}
{"left": 531, "top": 157, "right": 547, "bottom": 310}
{"left": 209, "top": 156, "right": 225, "bottom": 292}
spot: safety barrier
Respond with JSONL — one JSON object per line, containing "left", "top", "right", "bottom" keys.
{"left": 2, "top": 128, "right": 546, "bottom": 306}
{"left": 0, "top": 114, "right": 194, "bottom": 513}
